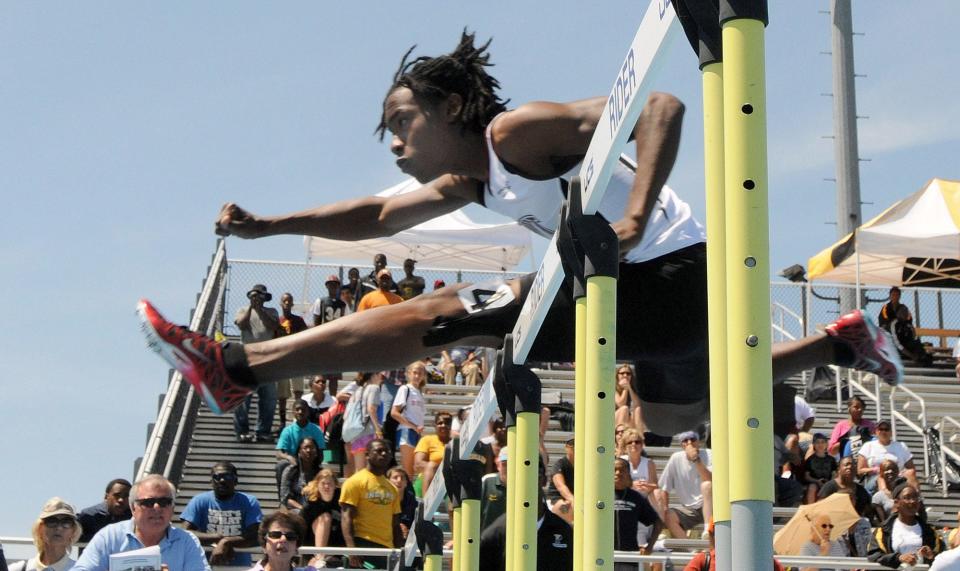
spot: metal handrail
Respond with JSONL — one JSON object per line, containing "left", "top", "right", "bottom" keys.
{"left": 137, "top": 240, "right": 227, "bottom": 483}
{"left": 835, "top": 367, "right": 883, "bottom": 419}
{"left": 938, "top": 415, "right": 960, "bottom": 496}
{"left": 889, "top": 384, "right": 931, "bottom": 477}
{"left": 163, "top": 273, "right": 227, "bottom": 480}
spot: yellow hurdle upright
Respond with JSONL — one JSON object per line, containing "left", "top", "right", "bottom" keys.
{"left": 722, "top": 13, "right": 775, "bottom": 570}
{"left": 573, "top": 295, "right": 588, "bottom": 571}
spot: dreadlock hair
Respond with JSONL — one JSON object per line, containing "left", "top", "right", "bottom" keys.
{"left": 377, "top": 29, "right": 509, "bottom": 139}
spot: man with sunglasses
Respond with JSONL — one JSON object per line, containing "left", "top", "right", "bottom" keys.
{"left": 181, "top": 462, "right": 262, "bottom": 567}
{"left": 74, "top": 474, "right": 209, "bottom": 571}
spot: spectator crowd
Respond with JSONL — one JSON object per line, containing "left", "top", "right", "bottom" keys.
{"left": 11, "top": 265, "right": 960, "bottom": 570}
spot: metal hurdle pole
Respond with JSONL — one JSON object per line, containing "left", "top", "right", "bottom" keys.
{"left": 565, "top": 178, "right": 620, "bottom": 570}
{"left": 492, "top": 350, "right": 519, "bottom": 571}
{"left": 720, "top": 1, "right": 775, "bottom": 568}
{"left": 674, "top": 1, "right": 730, "bottom": 568}
{"left": 414, "top": 508, "right": 444, "bottom": 571}
{"left": 573, "top": 266, "right": 588, "bottom": 571}
{"left": 443, "top": 455, "right": 464, "bottom": 571}
{"left": 500, "top": 339, "right": 542, "bottom": 571}
{"left": 445, "top": 438, "right": 486, "bottom": 571}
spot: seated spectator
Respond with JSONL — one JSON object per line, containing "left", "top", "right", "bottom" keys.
{"left": 828, "top": 396, "right": 876, "bottom": 457}
{"left": 181, "top": 461, "right": 261, "bottom": 567}
{"left": 388, "top": 467, "right": 418, "bottom": 540}
{"left": 250, "top": 510, "right": 314, "bottom": 571}
{"left": 392, "top": 361, "right": 428, "bottom": 478}
{"left": 879, "top": 287, "right": 932, "bottom": 366}
{"left": 300, "top": 469, "right": 344, "bottom": 568}
{"left": 440, "top": 347, "right": 483, "bottom": 386}
{"left": 613, "top": 457, "right": 662, "bottom": 568}
{"left": 275, "top": 401, "right": 326, "bottom": 495}
{"left": 280, "top": 437, "right": 323, "bottom": 511}
{"left": 794, "top": 395, "right": 816, "bottom": 456}
{"left": 481, "top": 417, "right": 508, "bottom": 460}
{"left": 818, "top": 456, "right": 873, "bottom": 556}
{"left": 414, "top": 411, "right": 454, "bottom": 495}
{"left": 480, "top": 447, "right": 509, "bottom": 533}
{"left": 11, "top": 498, "right": 82, "bottom": 571}
{"left": 931, "top": 545, "right": 960, "bottom": 571}
{"left": 857, "top": 419, "right": 920, "bottom": 493}
{"left": 614, "top": 424, "right": 629, "bottom": 456}
{"left": 659, "top": 431, "right": 713, "bottom": 539}
{"left": 301, "top": 375, "right": 336, "bottom": 424}
{"left": 77, "top": 479, "right": 131, "bottom": 543}
{"left": 618, "top": 428, "right": 660, "bottom": 507}
{"left": 868, "top": 483, "right": 943, "bottom": 568}
{"left": 774, "top": 434, "right": 804, "bottom": 508}
{"left": 798, "top": 514, "right": 848, "bottom": 566}
{"left": 340, "top": 439, "right": 402, "bottom": 570}
{"left": 614, "top": 365, "right": 644, "bottom": 432}
{"left": 74, "top": 474, "right": 209, "bottom": 571}
{"left": 871, "top": 460, "right": 904, "bottom": 522}
{"left": 546, "top": 438, "right": 575, "bottom": 523}
{"left": 479, "top": 459, "right": 572, "bottom": 571}
{"left": 803, "top": 433, "right": 838, "bottom": 505}
{"left": 396, "top": 258, "right": 426, "bottom": 300}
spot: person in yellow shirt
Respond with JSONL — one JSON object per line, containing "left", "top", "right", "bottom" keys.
{"left": 414, "top": 411, "right": 453, "bottom": 495}
{"left": 339, "top": 438, "right": 401, "bottom": 569}
{"left": 356, "top": 269, "right": 404, "bottom": 312}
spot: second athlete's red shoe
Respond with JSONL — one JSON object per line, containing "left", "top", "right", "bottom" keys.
{"left": 826, "top": 309, "right": 904, "bottom": 386}
{"left": 137, "top": 299, "right": 252, "bottom": 414}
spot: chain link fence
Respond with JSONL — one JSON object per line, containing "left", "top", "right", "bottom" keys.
{"left": 772, "top": 282, "right": 960, "bottom": 348}
{"left": 223, "top": 259, "right": 524, "bottom": 336}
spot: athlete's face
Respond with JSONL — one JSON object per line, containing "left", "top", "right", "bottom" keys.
{"left": 383, "top": 87, "right": 461, "bottom": 183}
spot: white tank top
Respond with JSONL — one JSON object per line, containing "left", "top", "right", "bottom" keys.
{"left": 482, "top": 115, "right": 705, "bottom": 263}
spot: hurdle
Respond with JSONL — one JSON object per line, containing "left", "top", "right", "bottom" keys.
{"left": 397, "top": 0, "right": 776, "bottom": 567}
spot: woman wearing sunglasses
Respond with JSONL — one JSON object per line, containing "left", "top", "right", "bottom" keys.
{"left": 11, "top": 498, "right": 82, "bottom": 571}
{"left": 798, "top": 515, "right": 846, "bottom": 571}
{"left": 249, "top": 511, "right": 319, "bottom": 571}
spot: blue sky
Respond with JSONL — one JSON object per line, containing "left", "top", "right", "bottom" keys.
{"left": 1, "top": 1, "right": 957, "bottom": 537}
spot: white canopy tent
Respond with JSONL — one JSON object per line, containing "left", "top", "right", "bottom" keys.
{"left": 304, "top": 178, "right": 534, "bottom": 271}
{"left": 807, "top": 178, "right": 960, "bottom": 288}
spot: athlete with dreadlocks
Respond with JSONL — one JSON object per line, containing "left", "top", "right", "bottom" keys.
{"left": 138, "top": 31, "right": 902, "bottom": 435}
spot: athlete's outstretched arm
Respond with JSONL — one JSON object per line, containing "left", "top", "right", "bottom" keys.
{"left": 215, "top": 173, "right": 477, "bottom": 240}
{"left": 612, "top": 92, "right": 685, "bottom": 254}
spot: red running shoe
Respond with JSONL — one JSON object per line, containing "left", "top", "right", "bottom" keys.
{"left": 137, "top": 299, "right": 252, "bottom": 414}
{"left": 826, "top": 309, "right": 904, "bottom": 386}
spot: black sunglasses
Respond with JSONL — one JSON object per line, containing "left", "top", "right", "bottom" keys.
{"left": 43, "top": 516, "right": 76, "bottom": 528}
{"left": 212, "top": 473, "right": 237, "bottom": 482}
{"left": 135, "top": 497, "right": 174, "bottom": 508}
{"left": 266, "top": 530, "right": 299, "bottom": 541}
{"left": 820, "top": 524, "right": 834, "bottom": 529}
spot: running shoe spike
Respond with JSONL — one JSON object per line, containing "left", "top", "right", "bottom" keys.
{"left": 826, "top": 309, "right": 904, "bottom": 386}
{"left": 137, "top": 299, "right": 252, "bottom": 414}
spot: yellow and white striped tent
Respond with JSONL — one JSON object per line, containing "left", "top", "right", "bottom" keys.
{"left": 808, "top": 178, "right": 960, "bottom": 287}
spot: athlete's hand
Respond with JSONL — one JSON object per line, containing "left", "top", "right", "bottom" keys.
{"left": 215, "top": 202, "right": 265, "bottom": 238}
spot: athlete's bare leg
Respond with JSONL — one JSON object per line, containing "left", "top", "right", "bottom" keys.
{"left": 772, "top": 334, "right": 836, "bottom": 381}
{"left": 244, "top": 281, "right": 519, "bottom": 383}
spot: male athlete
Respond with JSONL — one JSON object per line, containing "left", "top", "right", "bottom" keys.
{"left": 138, "top": 31, "right": 901, "bottom": 435}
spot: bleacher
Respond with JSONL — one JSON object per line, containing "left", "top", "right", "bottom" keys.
{"left": 170, "top": 352, "right": 960, "bottom": 561}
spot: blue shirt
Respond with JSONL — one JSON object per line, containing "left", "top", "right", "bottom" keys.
{"left": 73, "top": 519, "right": 210, "bottom": 571}
{"left": 276, "top": 422, "right": 326, "bottom": 455}
{"left": 181, "top": 491, "right": 262, "bottom": 567}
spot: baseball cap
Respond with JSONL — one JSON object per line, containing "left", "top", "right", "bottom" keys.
{"left": 434, "top": 279, "right": 446, "bottom": 289}
{"left": 39, "top": 497, "right": 77, "bottom": 520}
{"left": 325, "top": 274, "right": 341, "bottom": 285}
{"left": 677, "top": 430, "right": 699, "bottom": 442}
{"left": 498, "top": 447, "right": 509, "bottom": 463}
{"left": 812, "top": 432, "right": 828, "bottom": 441}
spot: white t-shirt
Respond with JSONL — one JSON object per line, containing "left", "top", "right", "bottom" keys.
{"left": 931, "top": 546, "right": 960, "bottom": 571}
{"left": 859, "top": 439, "right": 914, "bottom": 469}
{"left": 795, "top": 396, "right": 816, "bottom": 431}
{"left": 658, "top": 448, "right": 712, "bottom": 509}
{"left": 621, "top": 454, "right": 651, "bottom": 485}
{"left": 393, "top": 384, "right": 426, "bottom": 428}
{"left": 892, "top": 518, "right": 924, "bottom": 554}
